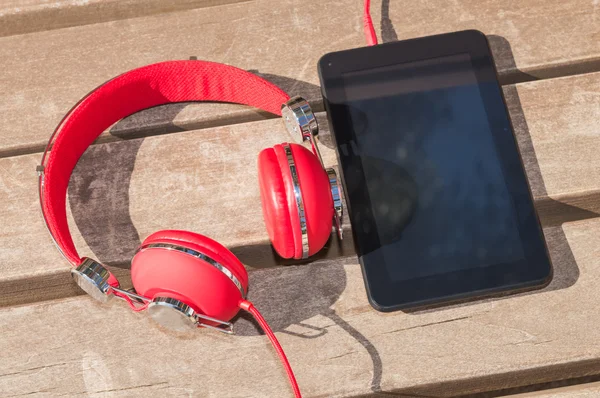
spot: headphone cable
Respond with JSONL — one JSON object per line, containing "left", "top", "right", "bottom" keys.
{"left": 239, "top": 300, "right": 302, "bottom": 398}
{"left": 364, "top": 0, "right": 378, "bottom": 46}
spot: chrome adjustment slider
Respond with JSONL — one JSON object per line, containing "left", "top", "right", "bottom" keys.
{"left": 282, "top": 95, "right": 324, "bottom": 166}
{"left": 71, "top": 258, "right": 114, "bottom": 303}
{"left": 281, "top": 96, "right": 318, "bottom": 141}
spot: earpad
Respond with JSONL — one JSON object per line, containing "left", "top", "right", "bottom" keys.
{"left": 131, "top": 230, "right": 248, "bottom": 322}
{"left": 257, "top": 145, "right": 301, "bottom": 259}
{"left": 258, "top": 143, "right": 334, "bottom": 259}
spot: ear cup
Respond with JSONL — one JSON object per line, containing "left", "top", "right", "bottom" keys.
{"left": 258, "top": 143, "right": 334, "bottom": 259}
{"left": 142, "top": 230, "right": 249, "bottom": 285}
{"left": 257, "top": 145, "right": 302, "bottom": 259}
{"left": 131, "top": 230, "right": 248, "bottom": 322}
{"left": 290, "top": 144, "right": 334, "bottom": 256}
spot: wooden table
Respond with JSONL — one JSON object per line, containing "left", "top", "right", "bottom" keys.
{"left": 1, "top": 0, "right": 600, "bottom": 396}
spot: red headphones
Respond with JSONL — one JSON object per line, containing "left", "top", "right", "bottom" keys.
{"left": 37, "top": 60, "right": 345, "bottom": 397}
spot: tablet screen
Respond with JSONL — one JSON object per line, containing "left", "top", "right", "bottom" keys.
{"left": 342, "top": 53, "right": 525, "bottom": 282}
{"left": 319, "top": 31, "right": 551, "bottom": 309}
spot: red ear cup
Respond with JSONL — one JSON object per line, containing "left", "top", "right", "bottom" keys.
{"left": 131, "top": 230, "right": 248, "bottom": 322}
{"left": 258, "top": 143, "right": 334, "bottom": 259}
{"left": 258, "top": 145, "right": 302, "bottom": 259}
{"left": 290, "top": 144, "right": 335, "bottom": 256}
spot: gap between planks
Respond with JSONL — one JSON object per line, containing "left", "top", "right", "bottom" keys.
{"left": 0, "top": 100, "right": 324, "bottom": 160}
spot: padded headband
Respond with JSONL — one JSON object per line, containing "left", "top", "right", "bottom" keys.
{"left": 39, "top": 60, "right": 290, "bottom": 265}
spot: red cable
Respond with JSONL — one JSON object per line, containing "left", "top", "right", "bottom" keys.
{"left": 113, "top": 290, "right": 149, "bottom": 312}
{"left": 363, "top": 0, "right": 378, "bottom": 46}
{"left": 239, "top": 300, "right": 302, "bottom": 398}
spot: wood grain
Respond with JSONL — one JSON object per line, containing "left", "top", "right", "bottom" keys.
{"left": 2, "top": 71, "right": 600, "bottom": 308}
{"left": 503, "top": 73, "right": 600, "bottom": 225}
{"left": 0, "top": 0, "right": 252, "bottom": 38}
{"left": 2, "top": 1, "right": 600, "bottom": 394}
{"left": 1, "top": 0, "right": 600, "bottom": 156}
{"left": 0, "top": 218, "right": 599, "bottom": 397}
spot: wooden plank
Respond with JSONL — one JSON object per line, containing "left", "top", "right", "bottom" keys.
{"left": 2, "top": 71, "right": 600, "bottom": 307}
{"left": 503, "top": 72, "right": 600, "bottom": 226}
{"left": 1, "top": 218, "right": 600, "bottom": 397}
{"left": 1, "top": 0, "right": 600, "bottom": 156}
{"left": 0, "top": 0, "right": 252, "bottom": 38}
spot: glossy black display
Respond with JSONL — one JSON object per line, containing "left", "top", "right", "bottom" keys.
{"left": 318, "top": 31, "right": 552, "bottom": 311}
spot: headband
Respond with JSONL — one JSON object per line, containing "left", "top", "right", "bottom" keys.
{"left": 38, "top": 60, "right": 290, "bottom": 265}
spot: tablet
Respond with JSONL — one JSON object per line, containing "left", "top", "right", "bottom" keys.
{"left": 318, "top": 30, "right": 552, "bottom": 311}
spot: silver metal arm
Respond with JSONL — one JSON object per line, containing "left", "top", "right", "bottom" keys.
{"left": 112, "top": 286, "right": 151, "bottom": 304}
{"left": 281, "top": 96, "right": 344, "bottom": 239}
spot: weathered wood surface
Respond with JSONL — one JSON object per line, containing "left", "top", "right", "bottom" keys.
{"left": 1, "top": 0, "right": 600, "bottom": 157}
{"left": 2, "top": 71, "right": 600, "bottom": 309}
{"left": 0, "top": 0, "right": 251, "bottom": 38}
{"left": 2, "top": 0, "right": 600, "bottom": 396}
{"left": 0, "top": 218, "right": 598, "bottom": 397}
{"left": 1, "top": 71, "right": 600, "bottom": 396}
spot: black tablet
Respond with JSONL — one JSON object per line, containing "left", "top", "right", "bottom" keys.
{"left": 318, "top": 30, "right": 552, "bottom": 311}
